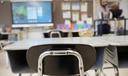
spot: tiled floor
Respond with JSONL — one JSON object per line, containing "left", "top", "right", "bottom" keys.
{"left": 0, "top": 51, "right": 128, "bottom": 76}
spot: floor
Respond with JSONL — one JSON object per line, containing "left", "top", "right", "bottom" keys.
{"left": 0, "top": 51, "right": 128, "bottom": 76}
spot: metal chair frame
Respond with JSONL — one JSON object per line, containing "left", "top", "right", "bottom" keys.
{"left": 38, "top": 50, "right": 84, "bottom": 76}
{"left": 50, "top": 31, "right": 61, "bottom": 38}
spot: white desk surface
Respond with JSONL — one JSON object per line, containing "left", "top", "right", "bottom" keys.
{"left": 100, "top": 35, "right": 128, "bottom": 46}
{"left": 3, "top": 37, "right": 110, "bottom": 50}
{"left": 3, "top": 35, "right": 128, "bottom": 50}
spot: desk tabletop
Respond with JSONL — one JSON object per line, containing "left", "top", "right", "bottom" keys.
{"left": 3, "top": 35, "right": 128, "bottom": 51}
{"left": 3, "top": 37, "right": 110, "bottom": 50}
{"left": 101, "top": 35, "right": 128, "bottom": 46}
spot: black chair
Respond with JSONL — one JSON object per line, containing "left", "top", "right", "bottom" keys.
{"left": 97, "top": 23, "right": 111, "bottom": 36}
{"left": 0, "top": 33, "right": 8, "bottom": 40}
{"left": 26, "top": 44, "right": 96, "bottom": 76}
{"left": 48, "top": 30, "right": 64, "bottom": 38}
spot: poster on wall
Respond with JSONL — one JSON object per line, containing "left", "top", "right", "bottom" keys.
{"left": 62, "top": 2, "right": 70, "bottom": 10}
{"left": 62, "top": 11, "right": 71, "bottom": 19}
{"left": 72, "top": 12, "right": 79, "bottom": 21}
{"left": 81, "top": 2, "right": 88, "bottom": 12}
{"left": 81, "top": 13, "right": 87, "bottom": 21}
{"left": 71, "top": 2, "right": 80, "bottom": 10}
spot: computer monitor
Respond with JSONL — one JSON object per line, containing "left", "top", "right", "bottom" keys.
{"left": 11, "top": 1, "right": 53, "bottom": 28}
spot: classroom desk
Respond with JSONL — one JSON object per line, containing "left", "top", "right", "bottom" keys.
{"left": 3, "top": 36, "right": 119, "bottom": 74}
{"left": 4, "top": 37, "right": 110, "bottom": 50}
{"left": 100, "top": 35, "right": 128, "bottom": 46}
{"left": 100, "top": 35, "right": 128, "bottom": 68}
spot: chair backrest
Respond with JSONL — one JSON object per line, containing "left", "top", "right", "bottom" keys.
{"left": 97, "top": 23, "right": 111, "bottom": 36}
{"left": 26, "top": 44, "right": 96, "bottom": 75}
{"left": 0, "top": 33, "right": 8, "bottom": 40}
{"left": 0, "top": 42, "right": 3, "bottom": 52}
{"left": 49, "top": 30, "right": 63, "bottom": 38}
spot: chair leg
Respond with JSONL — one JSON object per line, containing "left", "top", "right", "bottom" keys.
{"left": 30, "top": 74, "right": 32, "bottom": 76}
{"left": 84, "top": 72, "right": 89, "bottom": 76}
{"left": 100, "top": 64, "right": 119, "bottom": 76}
{"left": 19, "top": 73, "right": 21, "bottom": 76}
{"left": 113, "top": 65, "right": 119, "bottom": 76}
{"left": 95, "top": 69, "right": 102, "bottom": 76}
{"left": 95, "top": 68, "right": 107, "bottom": 76}
{"left": 101, "top": 69, "right": 107, "bottom": 76}
{"left": 95, "top": 69, "right": 98, "bottom": 76}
